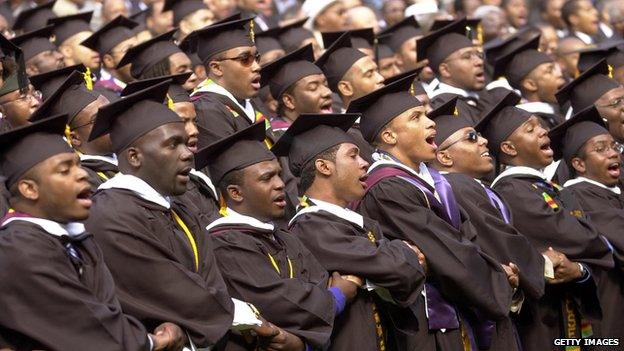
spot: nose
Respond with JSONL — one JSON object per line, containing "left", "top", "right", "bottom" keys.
{"left": 187, "top": 121, "right": 199, "bottom": 139}
{"left": 478, "top": 135, "right": 488, "bottom": 146}
{"left": 358, "top": 155, "right": 370, "bottom": 170}
{"left": 76, "top": 164, "right": 89, "bottom": 182}
{"left": 180, "top": 144, "right": 194, "bottom": 162}
{"left": 425, "top": 115, "right": 436, "bottom": 129}
{"left": 251, "top": 58, "right": 261, "bottom": 72}
{"left": 320, "top": 84, "right": 332, "bottom": 98}
{"left": 374, "top": 71, "right": 384, "bottom": 86}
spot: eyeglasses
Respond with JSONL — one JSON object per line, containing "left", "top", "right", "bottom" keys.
{"left": 441, "top": 130, "right": 480, "bottom": 150}
{"left": 598, "top": 96, "right": 624, "bottom": 109}
{"left": 591, "top": 141, "right": 624, "bottom": 155}
{"left": 0, "top": 88, "right": 42, "bottom": 105}
{"left": 445, "top": 50, "right": 484, "bottom": 63}
{"left": 215, "top": 52, "right": 261, "bottom": 67}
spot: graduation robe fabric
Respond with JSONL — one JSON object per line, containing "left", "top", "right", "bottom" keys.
{"left": 358, "top": 163, "right": 513, "bottom": 350}
{"left": 80, "top": 157, "right": 119, "bottom": 192}
{"left": 288, "top": 206, "right": 426, "bottom": 350}
{"left": 173, "top": 172, "right": 221, "bottom": 228}
{"left": 85, "top": 188, "right": 234, "bottom": 347}
{"left": 208, "top": 220, "right": 336, "bottom": 349}
{"left": 0, "top": 184, "right": 9, "bottom": 219}
{"left": 0, "top": 221, "right": 150, "bottom": 350}
{"left": 563, "top": 181, "right": 624, "bottom": 340}
{"left": 492, "top": 172, "right": 614, "bottom": 350}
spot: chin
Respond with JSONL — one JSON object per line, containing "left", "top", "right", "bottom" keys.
{"left": 271, "top": 209, "right": 286, "bottom": 219}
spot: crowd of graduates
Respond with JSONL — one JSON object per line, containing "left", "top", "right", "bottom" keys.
{"left": 1, "top": 0, "right": 624, "bottom": 350}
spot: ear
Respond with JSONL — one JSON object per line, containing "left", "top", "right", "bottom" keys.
{"left": 438, "top": 62, "right": 451, "bottom": 79}
{"left": 521, "top": 77, "right": 538, "bottom": 93}
{"left": 570, "top": 157, "right": 586, "bottom": 175}
{"left": 103, "top": 53, "right": 115, "bottom": 69}
{"left": 394, "top": 53, "right": 403, "bottom": 68}
{"left": 337, "top": 80, "right": 353, "bottom": 98}
{"left": 500, "top": 140, "right": 518, "bottom": 158}
{"left": 314, "top": 158, "right": 333, "bottom": 177}
{"left": 380, "top": 127, "right": 397, "bottom": 146}
{"left": 69, "top": 129, "right": 82, "bottom": 148}
{"left": 17, "top": 179, "right": 39, "bottom": 201}
{"left": 225, "top": 184, "right": 244, "bottom": 203}
{"left": 207, "top": 60, "right": 223, "bottom": 78}
{"left": 179, "top": 18, "right": 191, "bottom": 36}
{"left": 435, "top": 150, "right": 453, "bottom": 167}
{"left": 25, "top": 64, "right": 39, "bottom": 76}
{"left": 126, "top": 147, "right": 142, "bottom": 168}
{"left": 569, "top": 13, "right": 580, "bottom": 28}
{"left": 282, "top": 92, "right": 296, "bottom": 110}
{"left": 59, "top": 45, "right": 73, "bottom": 60}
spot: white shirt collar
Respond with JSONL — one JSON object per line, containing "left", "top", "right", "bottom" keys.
{"left": 1, "top": 216, "right": 86, "bottom": 237}
{"left": 98, "top": 173, "right": 171, "bottom": 209}
{"left": 189, "top": 168, "right": 218, "bottom": 199}
{"left": 289, "top": 197, "right": 364, "bottom": 228}
{"left": 516, "top": 101, "right": 556, "bottom": 114}
{"left": 422, "top": 78, "right": 440, "bottom": 95}
{"left": 99, "top": 68, "right": 126, "bottom": 88}
{"left": 191, "top": 79, "right": 256, "bottom": 122}
{"left": 206, "top": 208, "right": 274, "bottom": 231}
{"left": 600, "top": 22, "right": 614, "bottom": 38}
{"left": 486, "top": 78, "right": 521, "bottom": 96}
{"left": 79, "top": 153, "right": 118, "bottom": 166}
{"left": 429, "top": 82, "right": 480, "bottom": 100}
{"left": 564, "top": 176, "right": 622, "bottom": 195}
{"left": 574, "top": 31, "right": 593, "bottom": 45}
{"left": 369, "top": 151, "right": 436, "bottom": 189}
{"left": 491, "top": 165, "right": 547, "bottom": 187}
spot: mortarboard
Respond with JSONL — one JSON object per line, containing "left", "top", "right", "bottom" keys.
{"left": 416, "top": 17, "right": 473, "bottom": 72}
{"left": 549, "top": 105, "right": 609, "bottom": 165}
{"left": 556, "top": 59, "right": 621, "bottom": 113}
{"left": 194, "top": 122, "right": 275, "bottom": 184}
{"left": 129, "top": 9, "right": 149, "bottom": 34}
{"left": 48, "top": 11, "right": 93, "bottom": 45}
{"left": 427, "top": 97, "right": 473, "bottom": 146}
{"left": 255, "top": 26, "right": 283, "bottom": 56}
{"left": 260, "top": 44, "right": 322, "bottom": 99}
{"left": 0, "top": 33, "right": 28, "bottom": 97}
{"left": 483, "top": 30, "right": 536, "bottom": 66}
{"left": 431, "top": 18, "right": 482, "bottom": 43}
{"left": 378, "top": 15, "right": 421, "bottom": 52}
{"left": 194, "top": 17, "right": 255, "bottom": 63}
{"left": 10, "top": 25, "right": 57, "bottom": 61}
{"left": 315, "top": 32, "right": 367, "bottom": 92}
{"left": 30, "top": 64, "right": 87, "bottom": 99}
{"left": 163, "top": 0, "right": 208, "bottom": 26}
{"left": 475, "top": 91, "right": 526, "bottom": 158}
{"left": 12, "top": 0, "right": 56, "bottom": 33}
{"left": 117, "top": 28, "right": 183, "bottom": 78}
{"left": 81, "top": 15, "right": 138, "bottom": 56}
{"left": 577, "top": 40, "right": 624, "bottom": 73}
{"left": 0, "top": 114, "right": 72, "bottom": 188}
{"left": 375, "top": 33, "right": 394, "bottom": 62}
{"left": 322, "top": 28, "right": 375, "bottom": 52}
{"left": 277, "top": 18, "right": 314, "bottom": 53}
{"left": 272, "top": 113, "right": 359, "bottom": 176}
{"left": 121, "top": 71, "right": 192, "bottom": 102}
{"left": 29, "top": 70, "right": 99, "bottom": 124}
{"left": 347, "top": 71, "right": 423, "bottom": 142}
{"left": 89, "top": 80, "right": 182, "bottom": 153}
{"left": 382, "top": 67, "right": 425, "bottom": 96}
{"left": 491, "top": 35, "right": 551, "bottom": 90}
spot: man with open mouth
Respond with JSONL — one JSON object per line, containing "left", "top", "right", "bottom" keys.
{"left": 0, "top": 114, "right": 187, "bottom": 350}
{"left": 348, "top": 72, "right": 513, "bottom": 351}
{"left": 483, "top": 96, "right": 614, "bottom": 351}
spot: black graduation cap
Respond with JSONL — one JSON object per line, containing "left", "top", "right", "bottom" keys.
{"left": 89, "top": 80, "right": 183, "bottom": 153}
{"left": 163, "top": 0, "right": 208, "bottom": 26}
{"left": 475, "top": 91, "right": 526, "bottom": 158}
{"left": 194, "top": 122, "right": 275, "bottom": 184}
{"left": 255, "top": 26, "right": 283, "bottom": 55}
{"left": 30, "top": 64, "right": 87, "bottom": 99}
{"left": 121, "top": 72, "right": 192, "bottom": 102}
{"left": 549, "top": 105, "right": 609, "bottom": 164}
{"left": 0, "top": 113, "right": 71, "bottom": 188}
{"left": 427, "top": 97, "right": 473, "bottom": 146}
{"left": 81, "top": 15, "right": 138, "bottom": 56}
{"left": 577, "top": 40, "right": 624, "bottom": 73}
{"left": 416, "top": 17, "right": 473, "bottom": 72}
{"left": 491, "top": 35, "right": 551, "bottom": 90}
{"left": 29, "top": 70, "right": 99, "bottom": 124}
{"left": 195, "top": 17, "right": 254, "bottom": 63}
{"left": 378, "top": 15, "right": 421, "bottom": 52}
{"left": 483, "top": 30, "right": 535, "bottom": 66}
{"left": 375, "top": 33, "right": 395, "bottom": 63}
{"left": 48, "top": 11, "right": 93, "bottom": 45}
{"left": 556, "top": 59, "right": 620, "bottom": 113}
{"left": 178, "top": 30, "right": 202, "bottom": 66}
{"left": 431, "top": 18, "right": 482, "bottom": 43}
{"left": 260, "top": 44, "right": 322, "bottom": 99}
{"left": 10, "top": 25, "right": 57, "bottom": 61}
{"left": 117, "top": 28, "right": 183, "bottom": 78}
{"left": 272, "top": 113, "right": 359, "bottom": 176}
{"left": 347, "top": 71, "right": 423, "bottom": 143}
{"left": 0, "top": 33, "right": 28, "bottom": 97}
{"left": 322, "top": 28, "right": 375, "bottom": 51}
{"left": 315, "top": 32, "right": 367, "bottom": 92}
{"left": 129, "top": 9, "right": 149, "bottom": 34}
{"left": 12, "top": 0, "right": 57, "bottom": 33}
{"left": 277, "top": 18, "right": 314, "bottom": 53}
{"left": 383, "top": 67, "right": 425, "bottom": 95}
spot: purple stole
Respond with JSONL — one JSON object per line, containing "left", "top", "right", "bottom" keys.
{"left": 482, "top": 185, "right": 511, "bottom": 224}
{"left": 94, "top": 79, "right": 123, "bottom": 93}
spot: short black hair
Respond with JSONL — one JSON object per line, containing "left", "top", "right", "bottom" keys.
{"left": 140, "top": 56, "right": 171, "bottom": 79}
{"left": 298, "top": 144, "right": 340, "bottom": 195}
{"left": 218, "top": 167, "right": 245, "bottom": 200}
{"left": 276, "top": 83, "right": 296, "bottom": 117}
{"left": 561, "top": 0, "right": 584, "bottom": 27}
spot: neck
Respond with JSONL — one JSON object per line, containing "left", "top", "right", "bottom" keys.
{"left": 282, "top": 109, "right": 299, "bottom": 124}
{"left": 439, "top": 77, "right": 469, "bottom": 91}
{"left": 306, "top": 181, "right": 348, "bottom": 208}
{"left": 10, "top": 203, "right": 64, "bottom": 223}
{"left": 110, "top": 69, "right": 129, "bottom": 83}
{"left": 522, "top": 92, "right": 541, "bottom": 103}
{"left": 211, "top": 76, "right": 245, "bottom": 100}
{"left": 341, "top": 95, "right": 352, "bottom": 109}
{"left": 229, "top": 204, "right": 272, "bottom": 224}
{"left": 381, "top": 146, "right": 423, "bottom": 171}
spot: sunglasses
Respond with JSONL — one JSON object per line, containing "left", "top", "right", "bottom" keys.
{"left": 441, "top": 130, "right": 480, "bottom": 150}
{"left": 215, "top": 52, "right": 261, "bottom": 67}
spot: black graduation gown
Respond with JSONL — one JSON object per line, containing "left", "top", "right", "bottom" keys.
{"left": 358, "top": 165, "right": 513, "bottom": 350}
{"left": 0, "top": 183, "right": 9, "bottom": 218}
{"left": 347, "top": 125, "right": 374, "bottom": 164}
{"left": 208, "top": 220, "right": 336, "bottom": 349}
{"left": 80, "top": 157, "right": 119, "bottom": 192}
{"left": 173, "top": 171, "right": 221, "bottom": 228}
{"left": 563, "top": 181, "right": 624, "bottom": 340}
{"left": 0, "top": 221, "right": 150, "bottom": 350}
{"left": 288, "top": 206, "right": 426, "bottom": 350}
{"left": 492, "top": 172, "right": 615, "bottom": 350}
{"left": 85, "top": 187, "right": 234, "bottom": 347}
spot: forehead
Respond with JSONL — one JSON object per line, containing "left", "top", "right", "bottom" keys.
{"left": 586, "top": 133, "right": 614, "bottom": 145}
{"left": 222, "top": 45, "right": 256, "bottom": 56}
{"left": 244, "top": 158, "right": 280, "bottom": 176}
{"left": 296, "top": 73, "right": 326, "bottom": 87}
{"left": 451, "top": 46, "right": 477, "bottom": 56}
{"left": 601, "top": 86, "right": 624, "bottom": 100}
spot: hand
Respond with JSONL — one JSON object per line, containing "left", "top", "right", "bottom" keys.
{"left": 542, "top": 247, "right": 563, "bottom": 267}
{"left": 342, "top": 274, "right": 364, "bottom": 287}
{"left": 501, "top": 262, "right": 520, "bottom": 289}
{"left": 550, "top": 256, "right": 583, "bottom": 284}
{"left": 403, "top": 241, "right": 427, "bottom": 274}
{"left": 265, "top": 328, "right": 305, "bottom": 351}
{"left": 151, "top": 322, "right": 187, "bottom": 351}
{"left": 330, "top": 271, "right": 358, "bottom": 301}
{"left": 247, "top": 320, "right": 280, "bottom": 346}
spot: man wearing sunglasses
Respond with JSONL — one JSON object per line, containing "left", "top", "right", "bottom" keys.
{"left": 191, "top": 17, "right": 271, "bottom": 143}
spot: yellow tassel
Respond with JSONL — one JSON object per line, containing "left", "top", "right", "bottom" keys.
{"left": 299, "top": 195, "right": 309, "bottom": 208}
{"left": 476, "top": 23, "right": 484, "bottom": 45}
{"left": 409, "top": 82, "right": 415, "bottom": 96}
{"left": 249, "top": 20, "right": 255, "bottom": 43}
{"left": 83, "top": 67, "right": 93, "bottom": 91}
{"left": 608, "top": 64, "right": 614, "bottom": 79}
{"left": 219, "top": 194, "right": 228, "bottom": 216}
{"left": 64, "top": 124, "right": 73, "bottom": 147}
{"left": 166, "top": 94, "right": 175, "bottom": 109}
{"left": 453, "top": 106, "right": 459, "bottom": 116}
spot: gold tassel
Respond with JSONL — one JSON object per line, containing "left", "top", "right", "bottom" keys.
{"left": 249, "top": 20, "right": 255, "bottom": 43}
{"left": 219, "top": 194, "right": 228, "bottom": 216}
{"left": 453, "top": 106, "right": 459, "bottom": 116}
{"left": 409, "top": 82, "right": 415, "bottom": 96}
{"left": 83, "top": 67, "right": 93, "bottom": 91}
{"left": 476, "top": 24, "right": 484, "bottom": 45}
{"left": 608, "top": 64, "right": 614, "bottom": 79}
{"left": 64, "top": 124, "right": 73, "bottom": 147}
{"left": 298, "top": 195, "right": 309, "bottom": 208}
{"left": 166, "top": 94, "right": 175, "bottom": 109}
